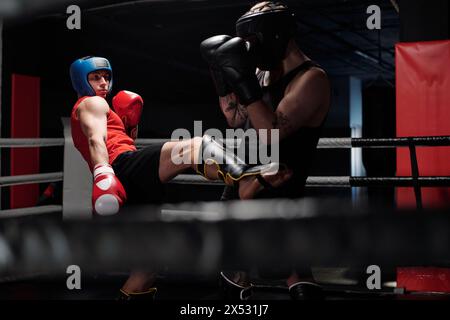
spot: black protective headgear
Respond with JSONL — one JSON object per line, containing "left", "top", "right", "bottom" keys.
{"left": 236, "top": 2, "right": 296, "bottom": 70}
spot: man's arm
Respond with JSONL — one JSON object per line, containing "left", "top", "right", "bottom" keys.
{"left": 246, "top": 68, "right": 330, "bottom": 143}
{"left": 77, "top": 96, "right": 110, "bottom": 166}
{"left": 219, "top": 93, "right": 248, "bottom": 128}
{"left": 77, "top": 96, "right": 127, "bottom": 216}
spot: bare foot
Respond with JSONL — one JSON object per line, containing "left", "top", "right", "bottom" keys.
{"left": 238, "top": 166, "right": 293, "bottom": 199}
{"left": 122, "top": 271, "right": 158, "bottom": 294}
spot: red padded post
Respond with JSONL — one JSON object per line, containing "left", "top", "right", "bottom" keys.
{"left": 396, "top": 40, "right": 450, "bottom": 293}
{"left": 10, "top": 74, "right": 40, "bottom": 209}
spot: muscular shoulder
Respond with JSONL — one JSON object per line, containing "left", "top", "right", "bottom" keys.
{"left": 77, "top": 96, "right": 110, "bottom": 117}
{"left": 279, "top": 65, "right": 330, "bottom": 127}
{"left": 289, "top": 67, "right": 329, "bottom": 95}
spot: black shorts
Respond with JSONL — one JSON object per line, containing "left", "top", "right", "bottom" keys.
{"left": 112, "top": 143, "right": 166, "bottom": 204}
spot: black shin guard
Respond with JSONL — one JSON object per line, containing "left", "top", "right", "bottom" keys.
{"left": 196, "top": 135, "right": 279, "bottom": 184}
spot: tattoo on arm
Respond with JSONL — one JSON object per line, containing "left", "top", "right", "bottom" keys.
{"left": 225, "top": 96, "right": 248, "bottom": 124}
{"left": 234, "top": 104, "right": 248, "bottom": 122}
{"left": 225, "top": 100, "right": 238, "bottom": 112}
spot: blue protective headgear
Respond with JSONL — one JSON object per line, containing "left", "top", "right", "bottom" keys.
{"left": 70, "top": 56, "right": 113, "bottom": 96}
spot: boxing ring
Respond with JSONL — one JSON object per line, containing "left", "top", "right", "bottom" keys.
{"left": 0, "top": 120, "right": 449, "bottom": 299}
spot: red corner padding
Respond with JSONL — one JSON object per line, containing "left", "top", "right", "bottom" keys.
{"left": 396, "top": 40, "right": 450, "bottom": 208}
{"left": 10, "top": 74, "right": 40, "bottom": 209}
{"left": 396, "top": 40, "right": 450, "bottom": 293}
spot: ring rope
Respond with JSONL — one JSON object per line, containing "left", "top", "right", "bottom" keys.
{"left": 0, "top": 205, "right": 62, "bottom": 219}
{"left": 136, "top": 135, "right": 450, "bottom": 149}
{"left": 170, "top": 175, "right": 450, "bottom": 187}
{"left": 0, "top": 136, "right": 447, "bottom": 149}
{"left": 1, "top": 172, "right": 448, "bottom": 189}
{"left": 0, "top": 138, "right": 64, "bottom": 148}
{"left": 0, "top": 172, "right": 63, "bottom": 187}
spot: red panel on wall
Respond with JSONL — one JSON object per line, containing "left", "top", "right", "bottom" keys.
{"left": 396, "top": 40, "right": 450, "bottom": 293}
{"left": 396, "top": 40, "right": 450, "bottom": 208}
{"left": 10, "top": 74, "right": 40, "bottom": 209}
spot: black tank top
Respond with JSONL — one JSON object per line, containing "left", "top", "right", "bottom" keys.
{"left": 222, "top": 60, "right": 329, "bottom": 199}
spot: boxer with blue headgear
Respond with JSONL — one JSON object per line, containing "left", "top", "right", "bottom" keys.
{"left": 70, "top": 56, "right": 113, "bottom": 97}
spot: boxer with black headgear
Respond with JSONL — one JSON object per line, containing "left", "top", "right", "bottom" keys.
{"left": 236, "top": 1, "right": 296, "bottom": 70}
{"left": 201, "top": 1, "right": 331, "bottom": 300}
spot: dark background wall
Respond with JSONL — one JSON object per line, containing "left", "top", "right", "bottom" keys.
{"left": 399, "top": 0, "right": 449, "bottom": 42}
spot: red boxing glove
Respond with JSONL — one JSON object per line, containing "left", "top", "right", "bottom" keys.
{"left": 112, "top": 90, "right": 143, "bottom": 140}
{"left": 92, "top": 164, "right": 127, "bottom": 216}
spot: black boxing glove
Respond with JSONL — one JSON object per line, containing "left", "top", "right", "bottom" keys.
{"left": 215, "top": 37, "right": 262, "bottom": 106}
{"left": 200, "top": 35, "right": 232, "bottom": 97}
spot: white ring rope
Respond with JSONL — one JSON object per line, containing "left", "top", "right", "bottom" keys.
{"left": 0, "top": 172, "right": 63, "bottom": 187}
{"left": 0, "top": 205, "right": 62, "bottom": 219}
{"left": 0, "top": 138, "right": 64, "bottom": 148}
